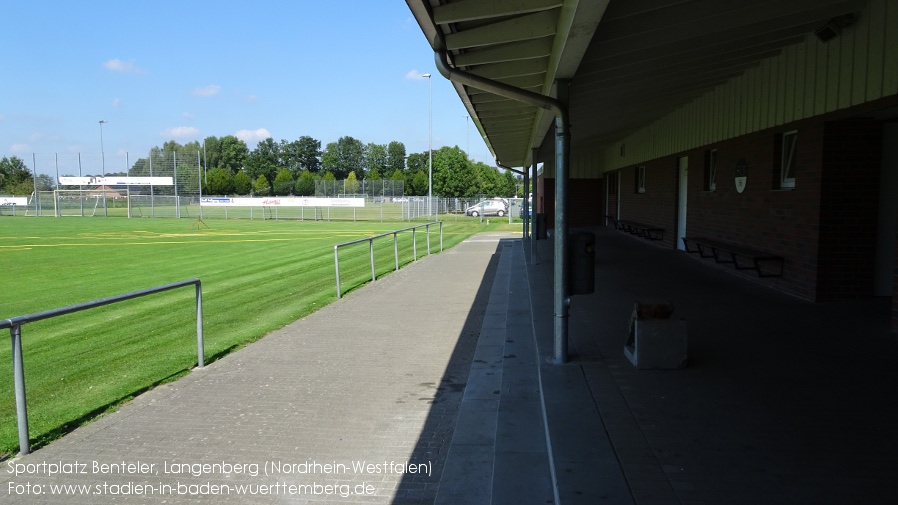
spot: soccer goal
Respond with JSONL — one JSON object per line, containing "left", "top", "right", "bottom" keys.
{"left": 54, "top": 188, "right": 130, "bottom": 217}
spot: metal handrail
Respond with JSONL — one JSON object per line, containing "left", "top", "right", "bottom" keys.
{"left": 1, "top": 278, "right": 204, "bottom": 455}
{"left": 334, "top": 221, "right": 443, "bottom": 299}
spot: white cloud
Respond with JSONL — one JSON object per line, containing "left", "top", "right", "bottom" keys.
{"left": 405, "top": 69, "right": 431, "bottom": 80}
{"left": 192, "top": 85, "right": 221, "bottom": 97}
{"left": 235, "top": 128, "right": 271, "bottom": 143}
{"left": 112, "top": 98, "right": 122, "bottom": 108}
{"left": 0, "top": 114, "right": 5, "bottom": 120}
{"left": 182, "top": 112, "right": 195, "bottom": 120}
{"left": 103, "top": 58, "right": 143, "bottom": 74}
{"left": 10, "top": 144, "right": 30, "bottom": 154}
{"left": 160, "top": 126, "right": 201, "bottom": 139}
{"left": 245, "top": 94, "right": 259, "bottom": 103}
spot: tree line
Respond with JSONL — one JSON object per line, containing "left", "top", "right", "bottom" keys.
{"left": 130, "top": 135, "right": 520, "bottom": 198}
{"left": 1, "top": 135, "right": 522, "bottom": 199}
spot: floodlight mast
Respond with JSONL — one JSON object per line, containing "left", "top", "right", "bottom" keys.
{"left": 422, "top": 73, "right": 433, "bottom": 218}
{"left": 99, "top": 120, "right": 108, "bottom": 217}
{"left": 99, "top": 120, "right": 108, "bottom": 176}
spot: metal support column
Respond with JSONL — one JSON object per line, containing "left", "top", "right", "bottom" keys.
{"left": 553, "top": 79, "right": 571, "bottom": 364}
{"left": 531, "top": 147, "right": 539, "bottom": 265}
{"left": 523, "top": 167, "right": 529, "bottom": 240}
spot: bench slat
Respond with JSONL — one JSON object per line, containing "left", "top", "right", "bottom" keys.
{"left": 616, "top": 219, "right": 665, "bottom": 241}
{"left": 682, "top": 236, "right": 783, "bottom": 278}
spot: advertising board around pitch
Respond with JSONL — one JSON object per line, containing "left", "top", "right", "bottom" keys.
{"left": 199, "top": 197, "right": 365, "bottom": 208}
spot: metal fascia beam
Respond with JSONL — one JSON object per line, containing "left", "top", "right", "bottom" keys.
{"left": 445, "top": 9, "right": 559, "bottom": 50}
{"left": 434, "top": 0, "right": 562, "bottom": 24}
{"left": 455, "top": 37, "right": 555, "bottom": 67}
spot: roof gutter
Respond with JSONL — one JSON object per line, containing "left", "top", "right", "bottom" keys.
{"left": 434, "top": 41, "right": 571, "bottom": 364}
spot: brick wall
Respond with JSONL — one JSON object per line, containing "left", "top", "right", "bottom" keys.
{"left": 816, "top": 120, "right": 884, "bottom": 300}
{"left": 570, "top": 178, "right": 603, "bottom": 228}
{"left": 536, "top": 177, "right": 604, "bottom": 231}
{"left": 617, "top": 160, "right": 680, "bottom": 249}
{"left": 605, "top": 120, "right": 825, "bottom": 300}
{"left": 607, "top": 118, "right": 886, "bottom": 302}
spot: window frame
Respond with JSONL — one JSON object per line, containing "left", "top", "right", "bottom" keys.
{"left": 704, "top": 149, "right": 717, "bottom": 191}
{"left": 779, "top": 130, "right": 797, "bottom": 189}
{"left": 636, "top": 165, "right": 646, "bottom": 194}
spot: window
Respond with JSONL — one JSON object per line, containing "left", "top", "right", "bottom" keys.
{"left": 704, "top": 149, "right": 717, "bottom": 191}
{"left": 636, "top": 166, "right": 646, "bottom": 193}
{"left": 777, "top": 131, "right": 797, "bottom": 189}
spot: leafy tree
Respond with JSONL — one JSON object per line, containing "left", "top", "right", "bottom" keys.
{"left": 390, "top": 169, "right": 404, "bottom": 181}
{"left": 206, "top": 167, "right": 234, "bottom": 195}
{"left": 345, "top": 171, "right": 360, "bottom": 195}
{"left": 321, "top": 136, "right": 364, "bottom": 179}
{"left": 273, "top": 168, "right": 294, "bottom": 196}
{"left": 407, "top": 152, "right": 427, "bottom": 173}
{"left": 233, "top": 170, "right": 252, "bottom": 195}
{"left": 295, "top": 169, "right": 315, "bottom": 196}
{"left": 218, "top": 135, "right": 249, "bottom": 173}
{"left": 471, "top": 162, "right": 497, "bottom": 196}
{"left": 296, "top": 135, "right": 322, "bottom": 173}
{"left": 322, "top": 171, "right": 336, "bottom": 180}
{"left": 254, "top": 175, "right": 271, "bottom": 196}
{"left": 386, "top": 141, "right": 406, "bottom": 173}
{"left": 432, "top": 146, "right": 474, "bottom": 197}
{"left": 244, "top": 138, "right": 281, "bottom": 195}
{"left": 364, "top": 143, "right": 388, "bottom": 177}
{"left": 0, "top": 156, "right": 32, "bottom": 193}
{"left": 412, "top": 170, "right": 428, "bottom": 196}
{"left": 502, "top": 170, "right": 518, "bottom": 197}
{"left": 279, "top": 136, "right": 321, "bottom": 177}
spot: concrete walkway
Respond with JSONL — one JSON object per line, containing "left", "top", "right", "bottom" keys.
{"left": 1, "top": 232, "right": 519, "bottom": 504}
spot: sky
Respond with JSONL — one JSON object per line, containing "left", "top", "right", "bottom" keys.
{"left": 0, "top": 0, "right": 492, "bottom": 177}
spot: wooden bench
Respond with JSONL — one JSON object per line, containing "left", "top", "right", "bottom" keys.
{"left": 615, "top": 219, "right": 665, "bottom": 241}
{"left": 681, "top": 236, "right": 784, "bottom": 278}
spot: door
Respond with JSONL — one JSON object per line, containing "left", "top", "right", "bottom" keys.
{"left": 677, "top": 157, "right": 688, "bottom": 250}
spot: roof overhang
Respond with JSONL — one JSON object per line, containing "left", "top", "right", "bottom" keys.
{"left": 407, "top": 0, "right": 867, "bottom": 169}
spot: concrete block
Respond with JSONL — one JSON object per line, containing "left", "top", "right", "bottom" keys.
{"left": 624, "top": 319, "right": 688, "bottom": 370}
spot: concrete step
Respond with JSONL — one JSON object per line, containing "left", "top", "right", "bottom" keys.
{"left": 435, "top": 239, "right": 553, "bottom": 505}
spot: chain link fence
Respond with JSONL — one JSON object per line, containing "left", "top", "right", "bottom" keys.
{"left": 12, "top": 152, "right": 527, "bottom": 223}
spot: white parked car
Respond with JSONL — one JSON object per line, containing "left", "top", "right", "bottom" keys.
{"left": 465, "top": 198, "right": 508, "bottom": 217}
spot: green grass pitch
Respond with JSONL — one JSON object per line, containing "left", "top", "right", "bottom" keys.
{"left": 0, "top": 216, "right": 519, "bottom": 456}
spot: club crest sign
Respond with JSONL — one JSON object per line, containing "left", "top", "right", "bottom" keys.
{"left": 735, "top": 158, "right": 748, "bottom": 193}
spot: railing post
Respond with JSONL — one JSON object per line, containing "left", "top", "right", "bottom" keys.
{"left": 394, "top": 233, "right": 399, "bottom": 271}
{"left": 334, "top": 246, "right": 342, "bottom": 299}
{"left": 413, "top": 228, "right": 418, "bottom": 261}
{"left": 196, "top": 281, "right": 204, "bottom": 368}
{"left": 11, "top": 324, "right": 30, "bottom": 455}
{"left": 426, "top": 224, "right": 431, "bottom": 255}
{"left": 370, "top": 239, "right": 376, "bottom": 282}
{"left": 440, "top": 221, "right": 444, "bottom": 251}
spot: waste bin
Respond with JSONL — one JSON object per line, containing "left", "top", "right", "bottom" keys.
{"left": 568, "top": 231, "right": 595, "bottom": 295}
{"left": 535, "top": 213, "right": 547, "bottom": 239}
